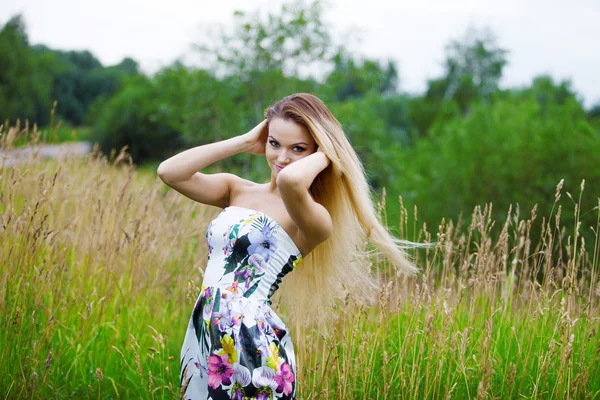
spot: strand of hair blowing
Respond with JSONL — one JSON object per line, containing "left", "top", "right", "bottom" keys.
{"left": 267, "top": 94, "right": 420, "bottom": 334}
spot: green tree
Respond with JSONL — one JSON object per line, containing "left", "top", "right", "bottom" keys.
{"left": 32, "top": 46, "right": 139, "bottom": 125}
{"left": 440, "top": 26, "right": 508, "bottom": 102}
{"left": 0, "top": 15, "right": 53, "bottom": 125}
{"left": 91, "top": 73, "right": 185, "bottom": 164}
{"left": 322, "top": 51, "right": 399, "bottom": 101}
{"left": 330, "top": 93, "right": 408, "bottom": 189}
{"left": 196, "top": 0, "right": 331, "bottom": 120}
{"left": 588, "top": 101, "right": 600, "bottom": 133}
{"left": 409, "top": 26, "right": 508, "bottom": 137}
{"left": 397, "top": 97, "right": 600, "bottom": 242}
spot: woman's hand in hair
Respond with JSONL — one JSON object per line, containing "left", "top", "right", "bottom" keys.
{"left": 242, "top": 119, "right": 269, "bottom": 155}
{"left": 316, "top": 146, "right": 331, "bottom": 167}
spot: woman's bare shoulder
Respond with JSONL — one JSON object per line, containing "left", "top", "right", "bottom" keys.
{"left": 228, "top": 175, "right": 264, "bottom": 203}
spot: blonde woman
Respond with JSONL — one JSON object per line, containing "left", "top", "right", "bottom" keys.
{"left": 157, "top": 93, "right": 418, "bottom": 399}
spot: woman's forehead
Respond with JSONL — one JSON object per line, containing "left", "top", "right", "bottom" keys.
{"left": 269, "top": 118, "right": 313, "bottom": 143}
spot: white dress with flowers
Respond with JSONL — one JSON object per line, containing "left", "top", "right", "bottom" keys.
{"left": 180, "top": 206, "right": 303, "bottom": 400}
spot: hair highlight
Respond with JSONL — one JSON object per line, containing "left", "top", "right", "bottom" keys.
{"left": 265, "top": 93, "right": 420, "bottom": 330}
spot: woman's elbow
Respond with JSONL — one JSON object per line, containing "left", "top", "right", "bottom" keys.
{"left": 157, "top": 162, "right": 173, "bottom": 183}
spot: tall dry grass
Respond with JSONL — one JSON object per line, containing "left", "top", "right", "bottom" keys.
{"left": 1, "top": 124, "right": 599, "bottom": 399}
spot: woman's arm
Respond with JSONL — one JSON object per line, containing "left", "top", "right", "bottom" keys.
{"left": 276, "top": 150, "right": 333, "bottom": 246}
{"left": 157, "top": 120, "right": 267, "bottom": 208}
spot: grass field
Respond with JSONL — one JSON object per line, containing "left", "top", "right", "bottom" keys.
{"left": 2, "top": 115, "right": 91, "bottom": 149}
{"left": 1, "top": 127, "right": 599, "bottom": 399}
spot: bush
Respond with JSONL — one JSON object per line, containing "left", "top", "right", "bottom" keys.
{"left": 396, "top": 97, "right": 600, "bottom": 241}
{"left": 90, "top": 74, "right": 185, "bottom": 164}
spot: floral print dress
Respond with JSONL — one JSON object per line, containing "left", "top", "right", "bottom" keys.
{"left": 180, "top": 206, "right": 303, "bottom": 400}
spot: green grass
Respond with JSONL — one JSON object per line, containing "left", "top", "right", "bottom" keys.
{"left": 1, "top": 131, "right": 599, "bottom": 399}
{"left": 1, "top": 121, "right": 91, "bottom": 148}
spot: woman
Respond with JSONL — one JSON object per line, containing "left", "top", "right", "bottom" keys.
{"left": 157, "top": 93, "right": 418, "bottom": 399}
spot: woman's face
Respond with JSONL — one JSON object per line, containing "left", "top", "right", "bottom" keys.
{"left": 265, "top": 117, "right": 317, "bottom": 176}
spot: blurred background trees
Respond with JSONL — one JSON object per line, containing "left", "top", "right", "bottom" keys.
{"left": 1, "top": 0, "right": 599, "bottom": 244}
{"left": 0, "top": 15, "right": 139, "bottom": 128}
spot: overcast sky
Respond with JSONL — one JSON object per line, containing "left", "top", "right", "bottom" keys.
{"left": 2, "top": 0, "right": 599, "bottom": 107}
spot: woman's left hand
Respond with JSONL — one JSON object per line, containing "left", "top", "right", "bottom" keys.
{"left": 316, "top": 147, "right": 331, "bottom": 166}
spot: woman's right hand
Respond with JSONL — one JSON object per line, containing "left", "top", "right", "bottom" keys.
{"left": 242, "top": 119, "right": 269, "bottom": 155}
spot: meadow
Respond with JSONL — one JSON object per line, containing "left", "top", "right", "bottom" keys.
{"left": 1, "top": 125, "right": 599, "bottom": 399}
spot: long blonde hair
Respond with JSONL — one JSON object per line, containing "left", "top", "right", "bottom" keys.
{"left": 264, "top": 93, "right": 420, "bottom": 325}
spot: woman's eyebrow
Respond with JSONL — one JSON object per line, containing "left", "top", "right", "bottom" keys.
{"left": 268, "top": 135, "right": 308, "bottom": 146}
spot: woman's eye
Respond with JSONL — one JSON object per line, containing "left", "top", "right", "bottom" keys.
{"left": 269, "top": 140, "right": 279, "bottom": 147}
{"left": 293, "top": 146, "right": 306, "bottom": 153}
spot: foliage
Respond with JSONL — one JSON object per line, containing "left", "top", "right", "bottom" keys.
{"left": 329, "top": 93, "right": 408, "bottom": 189}
{"left": 31, "top": 46, "right": 140, "bottom": 125}
{"left": 322, "top": 51, "right": 399, "bottom": 101}
{"left": 0, "top": 15, "right": 139, "bottom": 128}
{"left": 502, "top": 75, "right": 584, "bottom": 117}
{"left": 197, "top": 0, "right": 330, "bottom": 78}
{"left": 194, "top": 0, "right": 330, "bottom": 123}
{"left": 441, "top": 25, "right": 508, "bottom": 101}
{"left": 588, "top": 102, "right": 600, "bottom": 133}
{"left": 0, "top": 15, "right": 53, "bottom": 125}
{"left": 2, "top": 2, "right": 598, "bottom": 257}
{"left": 90, "top": 73, "right": 185, "bottom": 163}
{"left": 410, "top": 26, "right": 509, "bottom": 136}
{"left": 2, "top": 152, "right": 598, "bottom": 398}
{"left": 396, "top": 96, "right": 600, "bottom": 242}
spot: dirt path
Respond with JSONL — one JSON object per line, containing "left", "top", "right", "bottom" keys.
{"left": 1, "top": 141, "right": 93, "bottom": 167}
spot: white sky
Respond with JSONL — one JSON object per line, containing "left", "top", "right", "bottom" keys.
{"left": 2, "top": 0, "right": 599, "bottom": 107}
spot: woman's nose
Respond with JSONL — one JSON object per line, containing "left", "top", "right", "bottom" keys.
{"left": 277, "top": 150, "right": 291, "bottom": 163}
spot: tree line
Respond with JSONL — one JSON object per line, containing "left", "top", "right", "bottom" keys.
{"left": 2, "top": 0, "right": 600, "bottom": 245}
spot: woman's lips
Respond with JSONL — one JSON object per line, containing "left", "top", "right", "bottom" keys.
{"left": 275, "top": 165, "right": 284, "bottom": 171}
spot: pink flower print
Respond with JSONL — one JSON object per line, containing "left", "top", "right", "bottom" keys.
{"left": 274, "top": 363, "right": 295, "bottom": 395}
{"left": 207, "top": 354, "right": 234, "bottom": 389}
